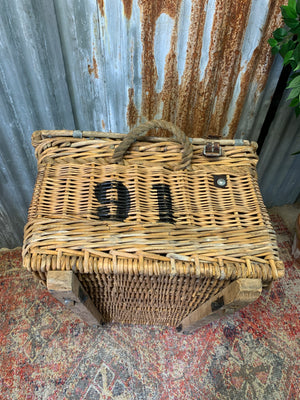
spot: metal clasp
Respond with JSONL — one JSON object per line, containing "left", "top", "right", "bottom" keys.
{"left": 203, "top": 142, "right": 222, "bottom": 157}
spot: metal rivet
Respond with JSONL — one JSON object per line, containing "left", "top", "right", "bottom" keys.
{"left": 216, "top": 178, "right": 226, "bottom": 187}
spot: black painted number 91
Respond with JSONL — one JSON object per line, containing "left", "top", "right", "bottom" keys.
{"left": 94, "top": 181, "right": 174, "bottom": 224}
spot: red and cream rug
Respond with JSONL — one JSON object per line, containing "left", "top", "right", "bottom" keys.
{"left": 0, "top": 212, "right": 299, "bottom": 400}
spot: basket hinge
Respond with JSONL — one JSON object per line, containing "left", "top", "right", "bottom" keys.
{"left": 203, "top": 142, "right": 222, "bottom": 157}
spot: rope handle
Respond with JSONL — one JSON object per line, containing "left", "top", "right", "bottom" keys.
{"left": 110, "top": 120, "right": 193, "bottom": 170}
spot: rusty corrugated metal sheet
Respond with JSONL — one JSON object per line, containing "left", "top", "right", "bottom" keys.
{"left": 53, "top": 0, "right": 286, "bottom": 138}
{"left": 0, "top": 0, "right": 295, "bottom": 249}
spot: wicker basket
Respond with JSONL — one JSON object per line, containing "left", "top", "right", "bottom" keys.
{"left": 23, "top": 120, "right": 284, "bottom": 330}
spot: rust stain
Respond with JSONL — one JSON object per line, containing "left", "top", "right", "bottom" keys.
{"left": 137, "top": 0, "right": 285, "bottom": 139}
{"left": 126, "top": 88, "right": 139, "bottom": 128}
{"left": 88, "top": 53, "right": 99, "bottom": 79}
{"left": 227, "top": 0, "right": 288, "bottom": 138}
{"left": 97, "top": 0, "right": 105, "bottom": 17}
{"left": 139, "top": 0, "right": 181, "bottom": 122}
{"left": 122, "top": 0, "right": 133, "bottom": 19}
{"left": 227, "top": 48, "right": 260, "bottom": 139}
{"left": 191, "top": 0, "right": 252, "bottom": 138}
{"left": 102, "top": 120, "right": 106, "bottom": 130}
{"left": 160, "top": 34, "right": 179, "bottom": 125}
{"left": 253, "top": 0, "right": 288, "bottom": 92}
{"left": 175, "top": 0, "right": 207, "bottom": 137}
{"left": 159, "top": 3, "right": 182, "bottom": 129}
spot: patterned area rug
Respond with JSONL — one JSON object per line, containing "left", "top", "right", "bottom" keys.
{"left": 0, "top": 212, "right": 299, "bottom": 400}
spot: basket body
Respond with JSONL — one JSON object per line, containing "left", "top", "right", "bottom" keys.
{"left": 23, "top": 127, "right": 284, "bottom": 327}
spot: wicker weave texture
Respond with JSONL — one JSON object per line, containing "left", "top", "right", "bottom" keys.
{"left": 79, "top": 273, "right": 229, "bottom": 326}
{"left": 23, "top": 121, "right": 284, "bottom": 326}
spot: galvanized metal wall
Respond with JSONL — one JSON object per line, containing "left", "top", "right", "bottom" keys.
{"left": 257, "top": 89, "right": 300, "bottom": 207}
{"left": 53, "top": 0, "right": 285, "bottom": 137}
{"left": 0, "top": 0, "right": 297, "bottom": 248}
{"left": 0, "top": 0, "right": 75, "bottom": 248}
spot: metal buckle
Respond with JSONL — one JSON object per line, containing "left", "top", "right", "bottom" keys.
{"left": 203, "top": 142, "right": 222, "bottom": 157}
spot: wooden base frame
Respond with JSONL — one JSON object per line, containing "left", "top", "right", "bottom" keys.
{"left": 47, "top": 271, "right": 103, "bottom": 326}
{"left": 176, "top": 278, "right": 262, "bottom": 334}
{"left": 46, "top": 273, "right": 262, "bottom": 332}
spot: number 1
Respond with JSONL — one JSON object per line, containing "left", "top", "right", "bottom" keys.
{"left": 152, "top": 184, "right": 174, "bottom": 224}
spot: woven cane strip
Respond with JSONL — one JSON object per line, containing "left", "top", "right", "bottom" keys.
{"left": 24, "top": 158, "right": 282, "bottom": 271}
{"left": 24, "top": 161, "right": 280, "bottom": 275}
{"left": 29, "top": 163, "right": 263, "bottom": 225}
{"left": 23, "top": 124, "right": 284, "bottom": 326}
{"left": 76, "top": 272, "right": 230, "bottom": 326}
{"left": 33, "top": 138, "right": 258, "bottom": 169}
{"left": 24, "top": 216, "right": 277, "bottom": 256}
{"left": 23, "top": 245, "right": 284, "bottom": 282}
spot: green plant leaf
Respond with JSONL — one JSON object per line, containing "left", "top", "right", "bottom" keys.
{"left": 280, "top": 43, "right": 291, "bottom": 58}
{"left": 287, "top": 75, "right": 300, "bottom": 88}
{"left": 288, "top": 0, "right": 297, "bottom": 11}
{"left": 293, "top": 44, "right": 300, "bottom": 63}
{"left": 281, "top": 5, "right": 298, "bottom": 18}
{"left": 283, "top": 49, "right": 294, "bottom": 64}
{"left": 271, "top": 1, "right": 300, "bottom": 118}
{"left": 290, "top": 72, "right": 300, "bottom": 80}
{"left": 287, "top": 87, "right": 300, "bottom": 100}
{"left": 293, "top": 26, "right": 300, "bottom": 35}
{"left": 268, "top": 38, "right": 278, "bottom": 47}
{"left": 289, "top": 97, "right": 300, "bottom": 107}
{"left": 290, "top": 24, "right": 300, "bottom": 34}
{"left": 293, "top": 61, "right": 300, "bottom": 71}
{"left": 280, "top": 41, "right": 294, "bottom": 56}
{"left": 284, "top": 17, "right": 300, "bottom": 29}
{"left": 273, "top": 28, "right": 288, "bottom": 41}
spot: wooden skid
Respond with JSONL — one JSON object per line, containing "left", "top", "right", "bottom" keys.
{"left": 177, "top": 278, "right": 262, "bottom": 334}
{"left": 47, "top": 271, "right": 103, "bottom": 326}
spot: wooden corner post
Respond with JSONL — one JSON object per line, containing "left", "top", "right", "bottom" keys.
{"left": 177, "top": 278, "right": 262, "bottom": 334}
{"left": 47, "top": 271, "right": 103, "bottom": 326}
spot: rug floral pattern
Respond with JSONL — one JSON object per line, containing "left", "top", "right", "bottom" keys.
{"left": 0, "top": 213, "right": 299, "bottom": 399}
